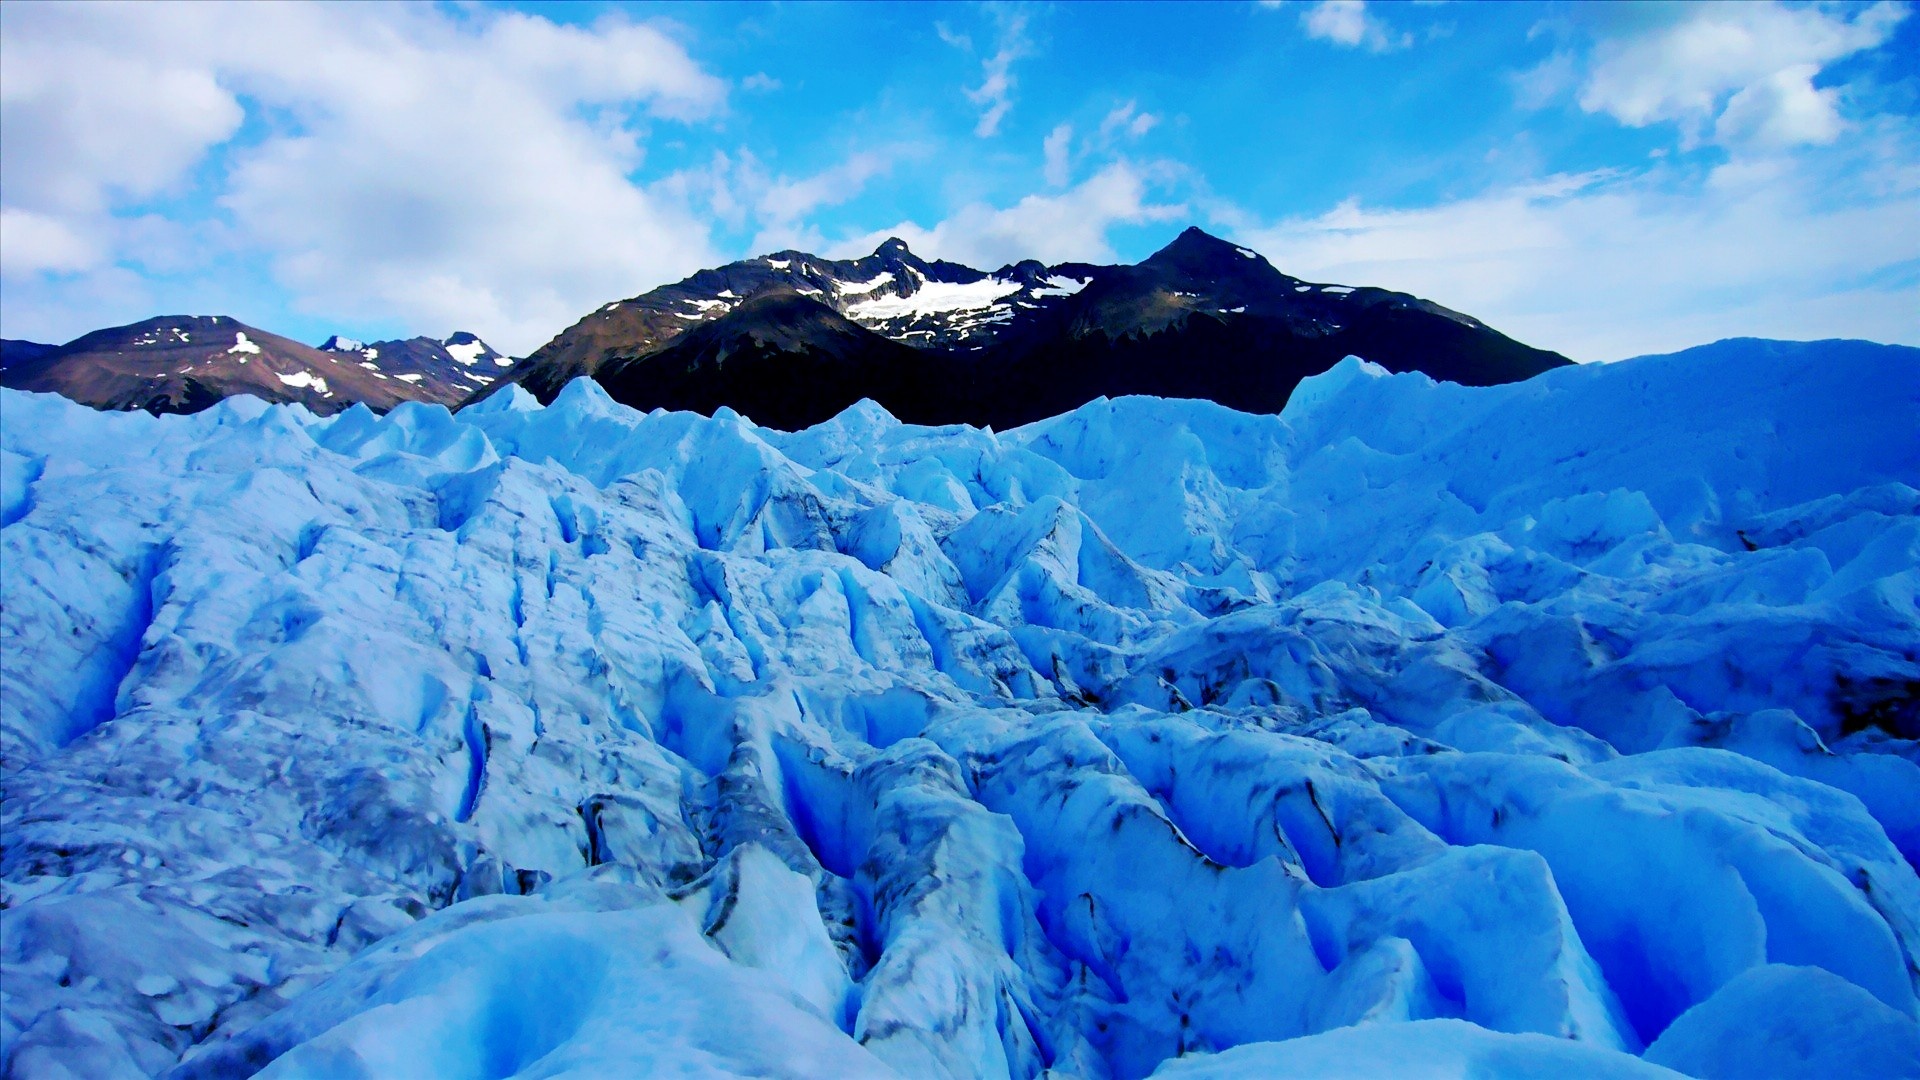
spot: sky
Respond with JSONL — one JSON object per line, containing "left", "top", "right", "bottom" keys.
{"left": 1, "top": 0, "right": 1915, "bottom": 360}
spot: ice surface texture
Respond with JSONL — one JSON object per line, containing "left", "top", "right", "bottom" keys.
{"left": 2, "top": 337, "right": 1917, "bottom": 1078}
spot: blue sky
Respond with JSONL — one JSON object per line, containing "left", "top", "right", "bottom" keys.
{"left": 2, "top": 1, "right": 1915, "bottom": 359}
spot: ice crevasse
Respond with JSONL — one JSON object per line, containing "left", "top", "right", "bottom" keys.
{"left": 1, "top": 337, "right": 1918, "bottom": 1079}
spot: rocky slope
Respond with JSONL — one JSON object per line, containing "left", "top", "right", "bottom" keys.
{"left": 0, "top": 317, "right": 506, "bottom": 416}
{"left": 318, "top": 331, "right": 513, "bottom": 405}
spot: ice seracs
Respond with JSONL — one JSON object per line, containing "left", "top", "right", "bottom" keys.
{"left": 0, "top": 338, "right": 1915, "bottom": 1079}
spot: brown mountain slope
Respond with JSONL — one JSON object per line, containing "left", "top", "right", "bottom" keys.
{"left": 1, "top": 316, "right": 458, "bottom": 415}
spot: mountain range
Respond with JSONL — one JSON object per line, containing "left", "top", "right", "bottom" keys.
{"left": 0, "top": 319, "right": 509, "bottom": 415}
{"left": 484, "top": 226, "right": 1572, "bottom": 430}
{"left": 2, "top": 228, "right": 1568, "bottom": 427}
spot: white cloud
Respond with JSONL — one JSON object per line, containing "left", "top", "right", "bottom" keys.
{"left": 755, "top": 152, "right": 894, "bottom": 226}
{"left": 1299, "top": 1, "right": 1410, "bottom": 53}
{"left": 1043, "top": 124, "right": 1074, "bottom": 187}
{"left": 0, "top": 2, "right": 728, "bottom": 354}
{"left": 951, "top": 10, "right": 1033, "bottom": 138}
{"left": 0, "top": 6, "right": 245, "bottom": 220}
{"left": 1512, "top": 50, "right": 1579, "bottom": 111}
{"left": 1575, "top": 1, "right": 1905, "bottom": 149}
{"left": 0, "top": 208, "right": 103, "bottom": 276}
{"left": 1238, "top": 148, "right": 1920, "bottom": 361}
{"left": 690, "top": 149, "right": 899, "bottom": 255}
{"left": 1099, "top": 101, "right": 1159, "bottom": 141}
{"left": 1037, "top": 105, "right": 1154, "bottom": 191}
{"left": 1713, "top": 64, "right": 1844, "bottom": 149}
{"left": 835, "top": 161, "right": 1186, "bottom": 268}
{"left": 934, "top": 23, "right": 972, "bottom": 52}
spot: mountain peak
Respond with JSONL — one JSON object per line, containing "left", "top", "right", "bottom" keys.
{"left": 873, "top": 236, "right": 914, "bottom": 258}
{"left": 1144, "top": 226, "right": 1254, "bottom": 266}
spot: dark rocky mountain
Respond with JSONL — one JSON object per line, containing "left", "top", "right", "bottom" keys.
{"left": 474, "top": 226, "right": 1572, "bottom": 429}
{"left": 490, "top": 236, "right": 1099, "bottom": 405}
{"left": 0, "top": 316, "right": 459, "bottom": 416}
{"left": 0, "top": 339, "right": 59, "bottom": 371}
{"left": 590, "top": 290, "right": 928, "bottom": 429}
{"left": 318, "top": 331, "right": 512, "bottom": 405}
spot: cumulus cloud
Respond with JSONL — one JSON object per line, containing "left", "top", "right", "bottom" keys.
{"left": 0, "top": 2, "right": 728, "bottom": 354}
{"left": 1573, "top": 1, "right": 1906, "bottom": 149}
{"left": 1712, "top": 64, "right": 1845, "bottom": 149}
{"left": 1238, "top": 146, "right": 1920, "bottom": 361}
{"left": 0, "top": 9, "right": 244, "bottom": 220}
{"left": 1297, "top": 1, "right": 1410, "bottom": 53}
{"left": 835, "top": 160, "right": 1186, "bottom": 268}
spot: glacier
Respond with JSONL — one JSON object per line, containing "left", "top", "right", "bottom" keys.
{"left": 1, "top": 337, "right": 1917, "bottom": 1079}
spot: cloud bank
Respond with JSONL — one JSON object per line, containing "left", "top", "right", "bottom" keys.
{"left": 1, "top": 2, "right": 726, "bottom": 354}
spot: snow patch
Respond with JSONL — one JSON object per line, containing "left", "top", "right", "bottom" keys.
{"left": 835, "top": 272, "right": 895, "bottom": 296}
{"left": 275, "top": 371, "right": 329, "bottom": 394}
{"left": 226, "top": 332, "right": 261, "bottom": 355}
{"left": 847, "top": 276, "right": 1023, "bottom": 321}
{"left": 1031, "top": 275, "right": 1089, "bottom": 299}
